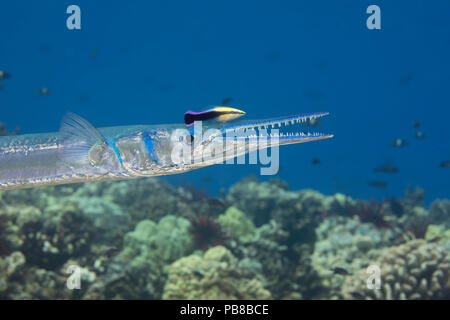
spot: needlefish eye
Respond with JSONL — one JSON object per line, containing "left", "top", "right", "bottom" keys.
{"left": 88, "top": 143, "right": 108, "bottom": 165}
{"left": 88, "top": 142, "right": 117, "bottom": 166}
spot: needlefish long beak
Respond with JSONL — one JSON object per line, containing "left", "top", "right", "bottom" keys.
{"left": 184, "top": 106, "right": 246, "bottom": 126}
{"left": 209, "top": 111, "right": 334, "bottom": 146}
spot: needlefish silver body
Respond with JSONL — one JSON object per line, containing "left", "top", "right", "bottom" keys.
{"left": 0, "top": 111, "right": 333, "bottom": 191}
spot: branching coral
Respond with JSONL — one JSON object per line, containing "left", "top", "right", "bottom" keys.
{"left": 342, "top": 240, "right": 450, "bottom": 299}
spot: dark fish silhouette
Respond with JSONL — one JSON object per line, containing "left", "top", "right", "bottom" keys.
{"left": 349, "top": 292, "right": 366, "bottom": 300}
{"left": 207, "top": 198, "right": 226, "bottom": 209}
{"left": 412, "top": 121, "right": 420, "bottom": 129}
{"left": 104, "top": 247, "right": 120, "bottom": 258}
{"left": 367, "top": 181, "right": 387, "bottom": 189}
{"left": 399, "top": 73, "right": 413, "bottom": 86}
{"left": 202, "top": 177, "right": 212, "bottom": 183}
{"left": 312, "top": 158, "right": 321, "bottom": 165}
{"left": 192, "top": 270, "right": 205, "bottom": 278}
{"left": 428, "top": 237, "right": 441, "bottom": 243}
{"left": 184, "top": 106, "right": 245, "bottom": 127}
{"left": 385, "top": 198, "right": 404, "bottom": 217}
{"left": 0, "top": 71, "right": 11, "bottom": 80}
{"left": 373, "top": 164, "right": 399, "bottom": 174}
{"left": 439, "top": 161, "right": 450, "bottom": 168}
{"left": 332, "top": 267, "right": 350, "bottom": 275}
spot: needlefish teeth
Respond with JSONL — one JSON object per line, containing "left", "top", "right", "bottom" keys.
{"left": 0, "top": 110, "right": 333, "bottom": 191}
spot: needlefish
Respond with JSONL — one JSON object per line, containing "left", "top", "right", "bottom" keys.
{"left": 0, "top": 110, "right": 333, "bottom": 191}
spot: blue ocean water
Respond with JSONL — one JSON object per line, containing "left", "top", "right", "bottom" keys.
{"left": 1, "top": 0, "right": 449, "bottom": 202}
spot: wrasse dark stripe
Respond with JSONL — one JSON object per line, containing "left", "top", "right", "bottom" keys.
{"left": 184, "top": 111, "right": 222, "bottom": 126}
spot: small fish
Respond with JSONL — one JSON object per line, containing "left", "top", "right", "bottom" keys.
{"left": 192, "top": 270, "right": 204, "bottom": 278}
{"left": 390, "top": 139, "right": 408, "bottom": 148}
{"left": 331, "top": 176, "right": 345, "bottom": 191}
{"left": 207, "top": 197, "right": 226, "bottom": 209}
{"left": 332, "top": 267, "right": 350, "bottom": 276}
{"left": 399, "top": 73, "right": 413, "bottom": 86}
{"left": 36, "top": 87, "right": 51, "bottom": 95}
{"left": 349, "top": 292, "right": 366, "bottom": 300}
{"left": 414, "top": 131, "right": 426, "bottom": 139}
{"left": 184, "top": 106, "right": 245, "bottom": 126}
{"left": 0, "top": 70, "right": 11, "bottom": 80}
{"left": 312, "top": 157, "right": 321, "bottom": 165}
{"left": 439, "top": 161, "right": 450, "bottom": 168}
{"left": 385, "top": 198, "right": 404, "bottom": 217}
{"left": 104, "top": 247, "right": 120, "bottom": 258}
{"left": 428, "top": 237, "right": 441, "bottom": 243}
{"left": 367, "top": 180, "right": 387, "bottom": 189}
{"left": 202, "top": 176, "right": 212, "bottom": 183}
{"left": 221, "top": 97, "right": 233, "bottom": 106}
{"left": 412, "top": 121, "right": 420, "bottom": 129}
{"left": 373, "top": 164, "right": 399, "bottom": 174}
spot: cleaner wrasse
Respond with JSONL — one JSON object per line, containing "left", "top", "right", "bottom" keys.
{"left": 184, "top": 106, "right": 246, "bottom": 126}
{"left": 0, "top": 111, "right": 333, "bottom": 190}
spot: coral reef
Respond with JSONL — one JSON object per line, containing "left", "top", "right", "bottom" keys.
{"left": 189, "top": 214, "right": 227, "bottom": 251}
{"left": 83, "top": 215, "right": 193, "bottom": 299}
{"left": 341, "top": 240, "right": 450, "bottom": 299}
{"left": 0, "top": 213, "right": 11, "bottom": 256}
{"left": 311, "top": 216, "right": 394, "bottom": 298}
{"left": 425, "top": 224, "right": 450, "bottom": 242}
{"left": 162, "top": 245, "right": 271, "bottom": 300}
{"left": 0, "top": 251, "right": 74, "bottom": 299}
{"left": 0, "top": 175, "right": 448, "bottom": 300}
{"left": 217, "top": 206, "right": 255, "bottom": 241}
{"left": 429, "top": 200, "right": 450, "bottom": 227}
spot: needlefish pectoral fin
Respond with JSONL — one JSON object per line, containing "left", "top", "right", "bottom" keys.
{"left": 59, "top": 112, "right": 113, "bottom": 166}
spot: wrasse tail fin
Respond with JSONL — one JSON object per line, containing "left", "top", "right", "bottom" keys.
{"left": 59, "top": 112, "right": 106, "bottom": 164}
